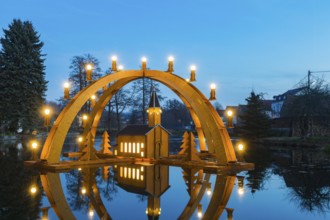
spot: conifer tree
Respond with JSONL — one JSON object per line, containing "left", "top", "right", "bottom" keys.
{"left": 238, "top": 91, "right": 271, "bottom": 139}
{"left": 0, "top": 19, "right": 47, "bottom": 133}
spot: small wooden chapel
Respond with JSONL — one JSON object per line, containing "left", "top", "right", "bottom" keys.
{"left": 114, "top": 90, "right": 169, "bottom": 158}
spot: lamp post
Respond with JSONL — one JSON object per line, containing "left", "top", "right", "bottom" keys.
{"left": 31, "top": 140, "right": 38, "bottom": 160}
{"left": 167, "top": 56, "right": 174, "bottom": 72}
{"left": 226, "top": 110, "right": 233, "bottom": 128}
{"left": 209, "top": 83, "right": 216, "bottom": 100}
{"left": 64, "top": 82, "right": 70, "bottom": 99}
{"left": 44, "top": 108, "right": 51, "bottom": 129}
{"left": 85, "top": 64, "right": 93, "bottom": 81}
{"left": 190, "top": 65, "right": 196, "bottom": 82}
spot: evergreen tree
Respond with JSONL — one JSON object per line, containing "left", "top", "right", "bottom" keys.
{"left": 0, "top": 19, "right": 47, "bottom": 133}
{"left": 238, "top": 91, "right": 271, "bottom": 139}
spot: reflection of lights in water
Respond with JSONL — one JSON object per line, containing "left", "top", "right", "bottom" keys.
{"left": 78, "top": 167, "right": 82, "bottom": 171}
{"left": 197, "top": 204, "right": 202, "bottom": 218}
{"left": 207, "top": 189, "right": 212, "bottom": 196}
{"left": 238, "top": 187, "right": 244, "bottom": 195}
{"left": 145, "top": 209, "right": 148, "bottom": 214}
{"left": 81, "top": 187, "right": 87, "bottom": 195}
{"left": 88, "top": 210, "right": 94, "bottom": 217}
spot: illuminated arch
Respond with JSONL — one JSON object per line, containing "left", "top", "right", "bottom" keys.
{"left": 40, "top": 70, "right": 236, "bottom": 164}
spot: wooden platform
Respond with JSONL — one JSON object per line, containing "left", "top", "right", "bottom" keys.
{"left": 24, "top": 156, "right": 254, "bottom": 173}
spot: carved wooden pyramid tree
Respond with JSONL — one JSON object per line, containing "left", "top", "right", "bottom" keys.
{"left": 80, "top": 132, "right": 99, "bottom": 161}
{"left": 102, "top": 166, "right": 110, "bottom": 181}
{"left": 180, "top": 132, "right": 200, "bottom": 161}
{"left": 178, "top": 132, "right": 190, "bottom": 155}
{"left": 182, "top": 168, "right": 200, "bottom": 196}
{"left": 100, "top": 131, "right": 112, "bottom": 155}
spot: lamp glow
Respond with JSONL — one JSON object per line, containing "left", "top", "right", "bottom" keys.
{"left": 30, "top": 186, "right": 37, "bottom": 194}
{"left": 168, "top": 56, "right": 174, "bottom": 72}
{"left": 111, "top": 56, "right": 117, "bottom": 71}
{"left": 44, "top": 108, "right": 50, "bottom": 115}
{"left": 190, "top": 65, "right": 196, "bottom": 82}
{"left": 210, "top": 83, "right": 216, "bottom": 89}
{"left": 227, "top": 110, "right": 233, "bottom": 117}
{"left": 141, "top": 57, "right": 147, "bottom": 70}
{"left": 118, "top": 65, "right": 124, "bottom": 71}
{"left": 238, "top": 144, "right": 244, "bottom": 151}
{"left": 86, "top": 64, "right": 93, "bottom": 70}
{"left": 78, "top": 136, "right": 83, "bottom": 143}
{"left": 91, "top": 95, "right": 96, "bottom": 100}
{"left": 81, "top": 187, "right": 87, "bottom": 195}
{"left": 64, "top": 82, "right": 70, "bottom": 88}
{"left": 32, "top": 141, "right": 38, "bottom": 149}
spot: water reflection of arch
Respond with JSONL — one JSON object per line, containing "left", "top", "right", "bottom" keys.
{"left": 178, "top": 171, "right": 236, "bottom": 220}
{"left": 40, "top": 70, "right": 236, "bottom": 164}
{"left": 40, "top": 168, "right": 111, "bottom": 220}
{"left": 40, "top": 166, "right": 236, "bottom": 220}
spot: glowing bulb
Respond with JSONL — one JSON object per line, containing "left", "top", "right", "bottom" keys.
{"left": 86, "top": 64, "right": 93, "bottom": 70}
{"left": 210, "top": 83, "right": 216, "bottom": 90}
{"left": 78, "top": 137, "right": 83, "bottom": 143}
{"left": 88, "top": 210, "right": 94, "bottom": 217}
{"left": 91, "top": 95, "right": 96, "bottom": 100}
{"left": 111, "top": 55, "right": 117, "bottom": 61}
{"left": 168, "top": 56, "right": 174, "bottom": 61}
{"left": 190, "top": 65, "right": 196, "bottom": 71}
{"left": 78, "top": 167, "right": 82, "bottom": 171}
{"left": 141, "top": 57, "right": 147, "bottom": 62}
{"left": 118, "top": 65, "right": 124, "bottom": 70}
{"left": 197, "top": 212, "right": 202, "bottom": 218}
{"left": 186, "top": 78, "right": 190, "bottom": 82}
{"left": 32, "top": 142, "right": 38, "bottom": 149}
{"left": 64, "top": 82, "right": 70, "bottom": 88}
{"left": 30, "top": 186, "right": 37, "bottom": 194}
{"left": 207, "top": 189, "right": 212, "bottom": 196}
{"left": 238, "top": 187, "right": 244, "bottom": 195}
{"left": 238, "top": 144, "right": 244, "bottom": 151}
{"left": 44, "top": 108, "right": 50, "bottom": 115}
{"left": 83, "top": 115, "right": 88, "bottom": 120}
{"left": 227, "top": 110, "right": 233, "bottom": 117}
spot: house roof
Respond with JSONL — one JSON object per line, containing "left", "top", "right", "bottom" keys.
{"left": 149, "top": 90, "right": 160, "bottom": 108}
{"left": 117, "top": 125, "right": 154, "bottom": 136}
{"left": 117, "top": 124, "right": 171, "bottom": 136}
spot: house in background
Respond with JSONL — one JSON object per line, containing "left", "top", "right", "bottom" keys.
{"left": 114, "top": 90, "right": 169, "bottom": 158}
{"left": 271, "top": 87, "right": 306, "bottom": 118}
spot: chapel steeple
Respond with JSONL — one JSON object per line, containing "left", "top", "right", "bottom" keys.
{"left": 147, "top": 89, "right": 161, "bottom": 127}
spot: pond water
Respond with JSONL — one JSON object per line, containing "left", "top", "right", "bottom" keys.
{"left": 1, "top": 139, "right": 330, "bottom": 220}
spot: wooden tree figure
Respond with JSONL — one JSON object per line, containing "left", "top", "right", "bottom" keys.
{"left": 178, "top": 132, "right": 190, "bottom": 155}
{"left": 100, "top": 131, "right": 112, "bottom": 155}
{"left": 80, "top": 132, "right": 99, "bottom": 161}
{"left": 102, "top": 166, "right": 110, "bottom": 181}
{"left": 183, "top": 132, "right": 201, "bottom": 161}
{"left": 182, "top": 168, "right": 199, "bottom": 196}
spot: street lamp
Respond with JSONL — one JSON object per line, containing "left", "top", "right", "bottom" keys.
{"left": 63, "top": 82, "right": 70, "bottom": 99}
{"left": 167, "top": 56, "right": 174, "bottom": 72}
{"left": 226, "top": 110, "right": 233, "bottom": 128}
{"left": 111, "top": 56, "right": 117, "bottom": 71}
{"left": 85, "top": 64, "right": 93, "bottom": 81}
{"left": 43, "top": 107, "right": 51, "bottom": 128}
{"left": 190, "top": 65, "right": 196, "bottom": 82}
{"left": 141, "top": 57, "right": 147, "bottom": 70}
{"left": 209, "top": 83, "right": 216, "bottom": 100}
{"left": 31, "top": 140, "right": 38, "bottom": 160}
